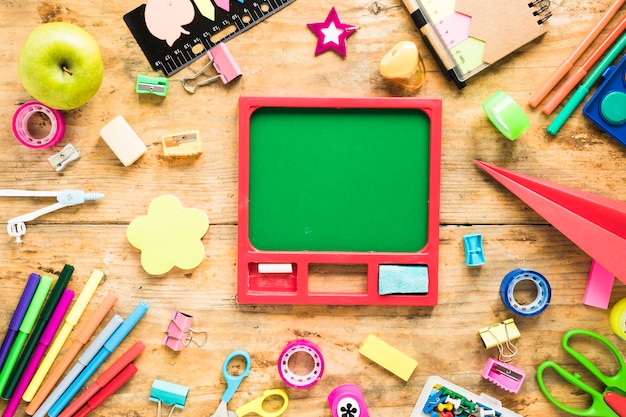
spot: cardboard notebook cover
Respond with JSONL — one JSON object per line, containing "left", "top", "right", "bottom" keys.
{"left": 455, "top": 0, "right": 550, "bottom": 65}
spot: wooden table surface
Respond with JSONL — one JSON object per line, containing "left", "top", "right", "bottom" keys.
{"left": 2, "top": 0, "right": 626, "bottom": 416}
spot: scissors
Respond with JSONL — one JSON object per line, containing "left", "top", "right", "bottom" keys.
{"left": 210, "top": 350, "right": 289, "bottom": 417}
{"left": 537, "top": 329, "right": 626, "bottom": 416}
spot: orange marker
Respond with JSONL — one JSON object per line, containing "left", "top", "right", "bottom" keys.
{"left": 528, "top": 0, "right": 625, "bottom": 107}
{"left": 25, "top": 291, "right": 118, "bottom": 415}
{"left": 543, "top": 15, "right": 626, "bottom": 114}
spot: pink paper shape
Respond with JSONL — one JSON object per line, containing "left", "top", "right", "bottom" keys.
{"left": 583, "top": 260, "right": 615, "bottom": 309}
{"left": 475, "top": 160, "right": 626, "bottom": 284}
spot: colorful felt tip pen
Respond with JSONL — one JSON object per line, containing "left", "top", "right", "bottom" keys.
{"left": 73, "top": 364, "right": 138, "bottom": 417}
{"left": 31, "top": 314, "right": 124, "bottom": 417}
{"left": 0, "top": 275, "right": 52, "bottom": 395}
{"left": 0, "top": 274, "right": 40, "bottom": 372}
{"left": 25, "top": 290, "right": 119, "bottom": 416}
{"left": 2, "top": 289, "right": 74, "bottom": 417}
{"left": 547, "top": 32, "right": 626, "bottom": 136}
{"left": 48, "top": 302, "right": 149, "bottom": 417}
{"left": 2, "top": 264, "right": 74, "bottom": 400}
{"left": 23, "top": 269, "right": 105, "bottom": 403}
{"left": 59, "top": 341, "right": 145, "bottom": 417}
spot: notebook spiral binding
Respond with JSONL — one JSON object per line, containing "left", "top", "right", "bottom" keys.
{"left": 529, "top": 0, "right": 552, "bottom": 24}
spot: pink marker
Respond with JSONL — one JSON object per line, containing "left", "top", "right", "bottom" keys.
{"left": 2, "top": 289, "right": 74, "bottom": 417}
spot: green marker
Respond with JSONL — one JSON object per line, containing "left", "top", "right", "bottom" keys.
{"left": 0, "top": 275, "right": 52, "bottom": 393}
{"left": 1, "top": 264, "right": 74, "bottom": 399}
{"left": 547, "top": 32, "right": 626, "bottom": 135}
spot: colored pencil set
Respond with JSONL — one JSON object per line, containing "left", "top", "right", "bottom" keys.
{"left": 0, "top": 265, "right": 148, "bottom": 417}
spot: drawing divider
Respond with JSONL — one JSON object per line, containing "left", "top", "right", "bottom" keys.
{"left": 23, "top": 269, "right": 105, "bottom": 402}
{"left": 30, "top": 314, "right": 124, "bottom": 417}
{"left": 1, "top": 264, "right": 74, "bottom": 399}
{"left": 0, "top": 274, "right": 40, "bottom": 372}
{"left": 48, "top": 302, "right": 149, "bottom": 417}
{"left": 0, "top": 276, "right": 53, "bottom": 395}
{"left": 2, "top": 289, "right": 74, "bottom": 417}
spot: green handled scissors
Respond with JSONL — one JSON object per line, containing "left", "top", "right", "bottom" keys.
{"left": 537, "top": 329, "right": 626, "bottom": 417}
{"left": 210, "top": 350, "right": 289, "bottom": 417}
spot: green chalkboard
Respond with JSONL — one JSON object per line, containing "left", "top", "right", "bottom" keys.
{"left": 248, "top": 107, "right": 431, "bottom": 253}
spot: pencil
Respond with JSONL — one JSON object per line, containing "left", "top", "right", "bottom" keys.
{"left": 528, "top": 0, "right": 625, "bottom": 107}
{"left": 24, "top": 290, "right": 118, "bottom": 415}
{"left": 542, "top": 15, "right": 626, "bottom": 115}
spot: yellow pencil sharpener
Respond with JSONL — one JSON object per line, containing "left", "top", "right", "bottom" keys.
{"left": 380, "top": 41, "right": 426, "bottom": 89}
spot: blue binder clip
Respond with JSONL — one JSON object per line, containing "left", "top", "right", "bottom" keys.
{"left": 463, "top": 234, "right": 485, "bottom": 266}
{"left": 149, "top": 380, "right": 189, "bottom": 417}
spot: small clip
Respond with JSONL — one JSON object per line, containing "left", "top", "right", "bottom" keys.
{"left": 182, "top": 43, "right": 242, "bottom": 93}
{"left": 163, "top": 310, "right": 207, "bottom": 351}
{"left": 48, "top": 144, "right": 81, "bottom": 172}
{"left": 150, "top": 380, "right": 189, "bottom": 417}
{"left": 479, "top": 318, "right": 520, "bottom": 362}
{"left": 136, "top": 75, "right": 169, "bottom": 96}
{"left": 482, "top": 357, "right": 526, "bottom": 393}
{"left": 161, "top": 130, "right": 203, "bottom": 157}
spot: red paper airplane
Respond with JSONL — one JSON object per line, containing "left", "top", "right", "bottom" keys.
{"left": 475, "top": 160, "right": 626, "bottom": 284}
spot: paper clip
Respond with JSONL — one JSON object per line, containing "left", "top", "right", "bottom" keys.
{"left": 48, "top": 144, "right": 81, "bottom": 172}
{"left": 163, "top": 311, "right": 207, "bottom": 351}
{"left": 478, "top": 318, "right": 520, "bottom": 362}
{"left": 481, "top": 357, "right": 526, "bottom": 393}
{"left": 149, "top": 380, "right": 189, "bottom": 417}
{"left": 182, "top": 43, "right": 242, "bottom": 94}
{"left": 161, "top": 130, "right": 202, "bottom": 157}
{"left": 136, "top": 75, "right": 169, "bottom": 96}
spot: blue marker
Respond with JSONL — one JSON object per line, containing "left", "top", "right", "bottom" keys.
{"left": 47, "top": 302, "right": 149, "bottom": 417}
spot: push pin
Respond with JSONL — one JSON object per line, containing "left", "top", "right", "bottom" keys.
{"left": 182, "top": 43, "right": 242, "bottom": 93}
{"left": 149, "top": 380, "right": 189, "bottom": 417}
{"left": 136, "top": 75, "right": 169, "bottom": 96}
{"left": 163, "top": 310, "right": 207, "bottom": 351}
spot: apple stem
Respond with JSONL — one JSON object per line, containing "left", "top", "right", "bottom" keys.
{"left": 62, "top": 66, "right": 73, "bottom": 76}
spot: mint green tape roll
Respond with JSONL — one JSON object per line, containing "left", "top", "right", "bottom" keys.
{"left": 483, "top": 90, "right": 530, "bottom": 140}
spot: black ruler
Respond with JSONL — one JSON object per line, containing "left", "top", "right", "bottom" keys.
{"left": 124, "top": 0, "right": 296, "bottom": 76}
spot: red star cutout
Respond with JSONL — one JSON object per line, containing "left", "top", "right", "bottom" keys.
{"left": 307, "top": 7, "right": 357, "bottom": 57}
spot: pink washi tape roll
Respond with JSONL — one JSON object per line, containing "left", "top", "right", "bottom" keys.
{"left": 328, "top": 384, "right": 369, "bottom": 417}
{"left": 277, "top": 339, "right": 324, "bottom": 389}
{"left": 12, "top": 101, "right": 66, "bottom": 148}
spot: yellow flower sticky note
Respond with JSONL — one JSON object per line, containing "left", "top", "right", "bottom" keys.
{"left": 126, "top": 195, "right": 209, "bottom": 275}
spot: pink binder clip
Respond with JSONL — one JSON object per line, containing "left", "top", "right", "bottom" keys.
{"left": 481, "top": 358, "right": 525, "bottom": 393}
{"left": 181, "top": 43, "right": 242, "bottom": 93}
{"left": 163, "top": 311, "right": 207, "bottom": 351}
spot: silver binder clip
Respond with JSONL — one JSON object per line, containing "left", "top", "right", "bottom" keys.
{"left": 48, "top": 144, "right": 81, "bottom": 172}
{"left": 182, "top": 43, "right": 242, "bottom": 93}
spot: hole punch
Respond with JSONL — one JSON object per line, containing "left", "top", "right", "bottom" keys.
{"left": 163, "top": 310, "right": 207, "bottom": 351}
{"left": 181, "top": 43, "right": 241, "bottom": 94}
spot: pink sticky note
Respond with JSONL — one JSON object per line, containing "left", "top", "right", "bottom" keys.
{"left": 583, "top": 260, "right": 615, "bottom": 309}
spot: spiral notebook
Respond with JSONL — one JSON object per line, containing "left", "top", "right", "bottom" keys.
{"left": 417, "top": 0, "right": 552, "bottom": 87}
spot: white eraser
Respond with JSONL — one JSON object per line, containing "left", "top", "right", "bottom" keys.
{"left": 100, "top": 115, "right": 147, "bottom": 166}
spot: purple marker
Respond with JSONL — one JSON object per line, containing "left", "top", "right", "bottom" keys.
{"left": 2, "top": 289, "right": 74, "bottom": 417}
{"left": 0, "top": 274, "right": 41, "bottom": 372}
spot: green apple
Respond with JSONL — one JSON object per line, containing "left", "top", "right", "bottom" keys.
{"left": 18, "top": 22, "right": 104, "bottom": 110}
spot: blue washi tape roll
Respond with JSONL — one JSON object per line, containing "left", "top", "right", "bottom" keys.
{"left": 500, "top": 269, "right": 551, "bottom": 317}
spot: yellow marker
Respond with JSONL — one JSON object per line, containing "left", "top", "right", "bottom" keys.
{"left": 22, "top": 269, "right": 104, "bottom": 402}
{"left": 359, "top": 334, "right": 417, "bottom": 381}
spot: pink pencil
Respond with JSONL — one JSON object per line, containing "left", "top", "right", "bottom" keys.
{"left": 528, "top": 0, "right": 625, "bottom": 107}
{"left": 542, "top": 15, "right": 626, "bottom": 114}
{"left": 2, "top": 289, "right": 74, "bottom": 417}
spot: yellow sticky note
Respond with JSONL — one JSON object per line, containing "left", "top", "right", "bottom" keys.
{"left": 359, "top": 334, "right": 417, "bottom": 381}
